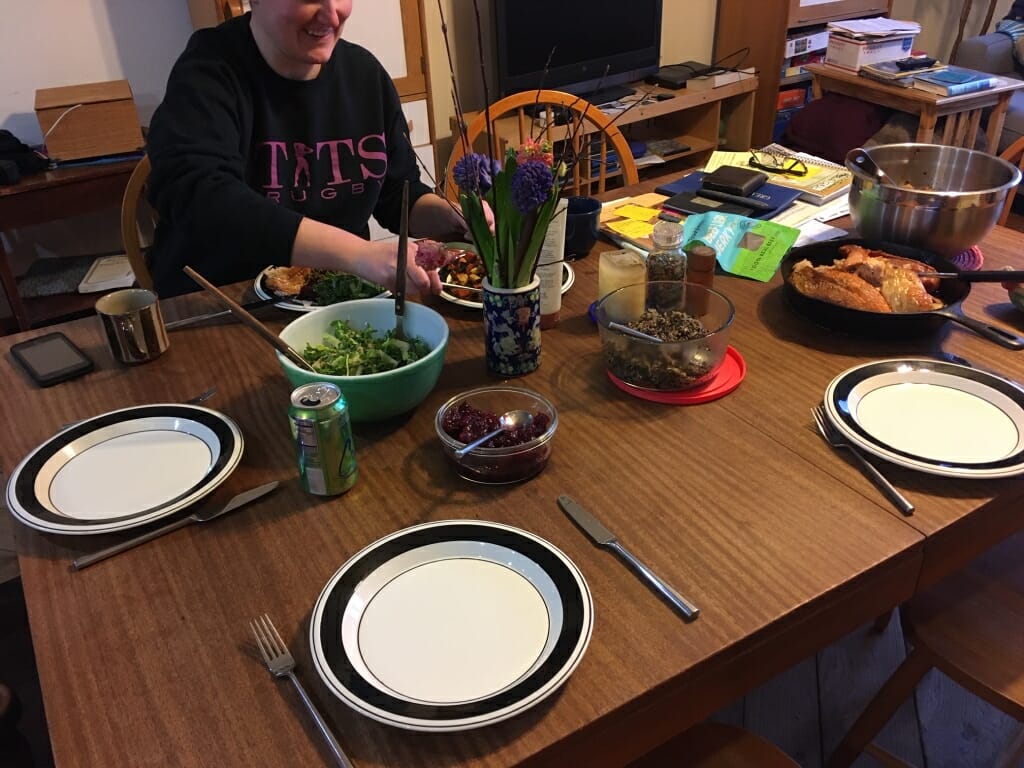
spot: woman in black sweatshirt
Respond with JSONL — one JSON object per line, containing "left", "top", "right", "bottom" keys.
{"left": 147, "top": 0, "right": 471, "bottom": 297}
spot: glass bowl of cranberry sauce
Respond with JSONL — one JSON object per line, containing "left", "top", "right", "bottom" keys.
{"left": 435, "top": 386, "right": 558, "bottom": 484}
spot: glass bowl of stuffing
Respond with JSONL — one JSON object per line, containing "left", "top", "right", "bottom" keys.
{"left": 595, "top": 282, "right": 734, "bottom": 391}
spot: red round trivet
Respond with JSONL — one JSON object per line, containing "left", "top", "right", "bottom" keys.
{"left": 607, "top": 346, "right": 746, "bottom": 405}
{"left": 950, "top": 245, "right": 983, "bottom": 271}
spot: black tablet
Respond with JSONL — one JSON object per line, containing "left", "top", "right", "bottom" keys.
{"left": 11, "top": 332, "right": 94, "bottom": 387}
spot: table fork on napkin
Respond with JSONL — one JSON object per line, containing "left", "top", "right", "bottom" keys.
{"left": 250, "top": 614, "right": 353, "bottom": 768}
{"left": 811, "top": 404, "right": 914, "bottom": 516}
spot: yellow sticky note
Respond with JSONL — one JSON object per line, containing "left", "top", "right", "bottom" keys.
{"left": 607, "top": 219, "right": 655, "bottom": 238}
{"left": 612, "top": 204, "right": 661, "bottom": 222}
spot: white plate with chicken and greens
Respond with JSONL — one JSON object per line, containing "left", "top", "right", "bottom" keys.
{"left": 254, "top": 266, "right": 389, "bottom": 312}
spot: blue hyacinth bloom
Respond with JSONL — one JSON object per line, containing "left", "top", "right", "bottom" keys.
{"left": 510, "top": 161, "right": 553, "bottom": 214}
{"left": 453, "top": 153, "right": 502, "bottom": 194}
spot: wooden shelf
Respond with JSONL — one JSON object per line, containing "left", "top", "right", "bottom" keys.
{"left": 715, "top": 0, "right": 893, "bottom": 145}
{"left": 781, "top": 73, "right": 814, "bottom": 87}
{"left": 466, "top": 78, "right": 756, "bottom": 189}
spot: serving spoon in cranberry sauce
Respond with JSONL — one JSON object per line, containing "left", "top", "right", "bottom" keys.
{"left": 453, "top": 409, "right": 534, "bottom": 458}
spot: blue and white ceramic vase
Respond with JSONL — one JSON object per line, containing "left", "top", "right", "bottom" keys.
{"left": 482, "top": 276, "right": 541, "bottom": 376}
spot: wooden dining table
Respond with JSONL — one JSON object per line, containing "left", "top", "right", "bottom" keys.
{"left": 4, "top": 189, "right": 1024, "bottom": 767}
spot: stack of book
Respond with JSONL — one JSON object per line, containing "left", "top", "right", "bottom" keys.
{"left": 860, "top": 59, "right": 946, "bottom": 87}
{"left": 911, "top": 66, "right": 1000, "bottom": 96}
{"left": 781, "top": 51, "right": 825, "bottom": 79}
{"left": 746, "top": 144, "right": 852, "bottom": 206}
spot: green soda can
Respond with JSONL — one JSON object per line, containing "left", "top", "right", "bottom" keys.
{"left": 289, "top": 382, "right": 358, "bottom": 496}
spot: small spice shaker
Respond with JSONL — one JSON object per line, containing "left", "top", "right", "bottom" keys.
{"left": 646, "top": 219, "right": 686, "bottom": 306}
{"left": 684, "top": 242, "right": 716, "bottom": 314}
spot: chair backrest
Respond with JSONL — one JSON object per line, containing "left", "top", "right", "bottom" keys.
{"left": 120, "top": 154, "right": 154, "bottom": 291}
{"left": 998, "top": 136, "right": 1024, "bottom": 227}
{"left": 444, "top": 90, "right": 639, "bottom": 204}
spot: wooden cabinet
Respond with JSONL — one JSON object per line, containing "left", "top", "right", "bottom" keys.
{"left": 715, "top": 0, "right": 892, "bottom": 145}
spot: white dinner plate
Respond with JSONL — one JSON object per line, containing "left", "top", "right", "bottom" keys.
{"left": 824, "top": 358, "right": 1024, "bottom": 478}
{"left": 438, "top": 262, "right": 575, "bottom": 310}
{"left": 309, "top": 520, "right": 593, "bottom": 731}
{"left": 5, "top": 405, "right": 244, "bottom": 534}
{"left": 253, "top": 267, "right": 389, "bottom": 312}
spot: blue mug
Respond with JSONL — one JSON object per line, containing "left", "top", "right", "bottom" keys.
{"left": 564, "top": 196, "right": 601, "bottom": 260}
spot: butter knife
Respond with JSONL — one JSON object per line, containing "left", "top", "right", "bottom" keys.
{"left": 557, "top": 494, "right": 700, "bottom": 621}
{"left": 394, "top": 179, "right": 410, "bottom": 341}
{"left": 72, "top": 481, "right": 280, "bottom": 570}
{"left": 165, "top": 297, "right": 278, "bottom": 330}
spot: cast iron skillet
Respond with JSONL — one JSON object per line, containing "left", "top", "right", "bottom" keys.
{"left": 780, "top": 238, "right": 1024, "bottom": 349}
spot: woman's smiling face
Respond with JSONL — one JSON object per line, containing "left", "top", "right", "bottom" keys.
{"left": 250, "top": 0, "right": 353, "bottom": 80}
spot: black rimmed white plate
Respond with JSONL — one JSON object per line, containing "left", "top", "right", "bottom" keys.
{"left": 824, "top": 358, "right": 1024, "bottom": 478}
{"left": 253, "top": 267, "right": 389, "bottom": 312}
{"left": 5, "top": 405, "right": 243, "bottom": 534}
{"left": 309, "top": 520, "right": 593, "bottom": 731}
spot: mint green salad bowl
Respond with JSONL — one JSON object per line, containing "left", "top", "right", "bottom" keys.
{"left": 277, "top": 298, "right": 449, "bottom": 422}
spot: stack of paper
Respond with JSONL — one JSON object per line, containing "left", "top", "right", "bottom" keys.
{"left": 827, "top": 18, "right": 921, "bottom": 39}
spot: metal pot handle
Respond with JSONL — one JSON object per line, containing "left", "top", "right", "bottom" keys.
{"left": 942, "top": 309, "right": 1024, "bottom": 350}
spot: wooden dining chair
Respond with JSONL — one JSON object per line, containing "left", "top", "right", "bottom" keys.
{"left": 998, "top": 135, "right": 1024, "bottom": 227}
{"left": 444, "top": 89, "right": 639, "bottom": 203}
{"left": 119, "top": 154, "right": 154, "bottom": 291}
{"left": 828, "top": 528, "right": 1024, "bottom": 768}
{"left": 628, "top": 722, "right": 799, "bottom": 767}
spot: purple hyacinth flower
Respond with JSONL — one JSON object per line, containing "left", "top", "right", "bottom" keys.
{"left": 453, "top": 153, "right": 502, "bottom": 194}
{"left": 510, "top": 161, "right": 553, "bottom": 214}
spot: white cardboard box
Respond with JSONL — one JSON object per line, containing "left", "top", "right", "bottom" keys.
{"left": 824, "top": 34, "right": 915, "bottom": 72}
{"left": 785, "top": 29, "right": 829, "bottom": 59}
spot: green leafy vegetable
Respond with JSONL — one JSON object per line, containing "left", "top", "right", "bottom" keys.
{"left": 312, "top": 273, "right": 385, "bottom": 305}
{"left": 303, "top": 320, "right": 431, "bottom": 376}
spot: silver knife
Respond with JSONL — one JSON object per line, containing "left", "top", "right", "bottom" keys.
{"left": 165, "top": 297, "right": 279, "bottom": 330}
{"left": 72, "top": 481, "right": 280, "bottom": 570}
{"left": 557, "top": 494, "right": 700, "bottom": 621}
{"left": 394, "top": 179, "right": 410, "bottom": 340}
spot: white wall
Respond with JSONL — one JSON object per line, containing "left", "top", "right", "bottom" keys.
{"left": 893, "top": 0, "right": 1013, "bottom": 62}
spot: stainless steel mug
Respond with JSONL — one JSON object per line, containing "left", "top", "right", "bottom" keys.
{"left": 95, "top": 289, "right": 169, "bottom": 364}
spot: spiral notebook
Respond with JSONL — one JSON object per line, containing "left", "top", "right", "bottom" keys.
{"left": 703, "top": 146, "right": 852, "bottom": 205}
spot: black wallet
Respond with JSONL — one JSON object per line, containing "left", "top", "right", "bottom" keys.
{"left": 701, "top": 166, "right": 768, "bottom": 197}
{"left": 661, "top": 191, "right": 754, "bottom": 217}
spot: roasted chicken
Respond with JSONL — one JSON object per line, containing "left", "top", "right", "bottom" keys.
{"left": 789, "top": 245, "right": 943, "bottom": 313}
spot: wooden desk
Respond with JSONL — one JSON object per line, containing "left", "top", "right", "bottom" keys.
{"left": 0, "top": 159, "right": 138, "bottom": 332}
{"left": 804, "top": 63, "right": 1024, "bottom": 154}
{"left": 3, "top": 206, "right": 1023, "bottom": 766}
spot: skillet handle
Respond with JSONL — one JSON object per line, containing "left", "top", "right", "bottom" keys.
{"left": 946, "top": 312, "right": 1024, "bottom": 349}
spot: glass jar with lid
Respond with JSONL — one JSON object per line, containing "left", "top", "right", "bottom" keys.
{"left": 646, "top": 219, "right": 686, "bottom": 305}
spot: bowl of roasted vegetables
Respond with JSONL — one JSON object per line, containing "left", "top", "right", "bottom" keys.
{"left": 277, "top": 299, "right": 449, "bottom": 422}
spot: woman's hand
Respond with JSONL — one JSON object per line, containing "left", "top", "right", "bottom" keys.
{"left": 410, "top": 193, "right": 495, "bottom": 240}
{"left": 362, "top": 239, "right": 441, "bottom": 296}
{"left": 291, "top": 217, "right": 440, "bottom": 296}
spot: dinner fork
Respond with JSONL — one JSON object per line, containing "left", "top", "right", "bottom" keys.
{"left": 811, "top": 404, "right": 915, "bottom": 517}
{"left": 250, "top": 614, "right": 353, "bottom": 768}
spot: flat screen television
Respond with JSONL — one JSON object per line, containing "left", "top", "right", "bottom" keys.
{"left": 494, "top": 1, "right": 662, "bottom": 102}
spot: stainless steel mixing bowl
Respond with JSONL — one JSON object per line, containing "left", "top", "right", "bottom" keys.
{"left": 845, "top": 143, "right": 1022, "bottom": 256}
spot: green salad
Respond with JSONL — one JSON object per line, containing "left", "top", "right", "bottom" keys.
{"left": 303, "top": 320, "right": 431, "bottom": 376}
{"left": 311, "top": 273, "right": 385, "bottom": 305}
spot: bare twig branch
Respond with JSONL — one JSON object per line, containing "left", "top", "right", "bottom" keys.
{"left": 437, "top": 0, "right": 469, "bottom": 155}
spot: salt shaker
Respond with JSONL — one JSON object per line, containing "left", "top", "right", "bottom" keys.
{"left": 684, "top": 242, "right": 717, "bottom": 314}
